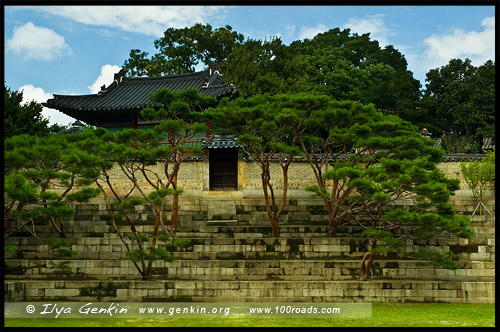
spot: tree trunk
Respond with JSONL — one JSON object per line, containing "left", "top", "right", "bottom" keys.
{"left": 171, "top": 173, "right": 179, "bottom": 234}
{"left": 360, "top": 238, "right": 377, "bottom": 280}
{"left": 4, "top": 217, "right": 15, "bottom": 234}
{"left": 260, "top": 166, "right": 280, "bottom": 237}
{"left": 146, "top": 214, "right": 161, "bottom": 277}
{"left": 271, "top": 218, "right": 280, "bottom": 237}
{"left": 360, "top": 253, "right": 375, "bottom": 281}
{"left": 49, "top": 216, "right": 66, "bottom": 238}
{"left": 328, "top": 224, "right": 337, "bottom": 238}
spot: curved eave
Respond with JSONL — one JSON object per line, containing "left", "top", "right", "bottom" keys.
{"left": 54, "top": 107, "right": 140, "bottom": 126}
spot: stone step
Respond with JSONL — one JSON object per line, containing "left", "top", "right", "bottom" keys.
{"left": 5, "top": 235, "right": 477, "bottom": 245}
{"left": 3, "top": 258, "right": 433, "bottom": 270}
{"left": 5, "top": 258, "right": 495, "bottom": 282}
{"left": 5, "top": 248, "right": 494, "bottom": 263}
{"left": 6, "top": 280, "right": 495, "bottom": 303}
{"left": 6, "top": 224, "right": 493, "bottom": 240}
{"left": 7, "top": 215, "right": 492, "bottom": 236}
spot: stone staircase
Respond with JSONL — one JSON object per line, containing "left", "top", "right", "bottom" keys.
{"left": 4, "top": 212, "right": 495, "bottom": 303}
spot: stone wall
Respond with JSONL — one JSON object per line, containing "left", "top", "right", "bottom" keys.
{"left": 4, "top": 159, "right": 495, "bottom": 303}
{"left": 5, "top": 280, "right": 495, "bottom": 303}
{"left": 95, "top": 159, "right": 488, "bottom": 195}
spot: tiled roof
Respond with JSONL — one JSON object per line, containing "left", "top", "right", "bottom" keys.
{"left": 482, "top": 137, "right": 495, "bottom": 150}
{"left": 203, "top": 134, "right": 240, "bottom": 149}
{"left": 183, "top": 153, "right": 487, "bottom": 162}
{"left": 53, "top": 121, "right": 87, "bottom": 135}
{"left": 242, "top": 153, "right": 488, "bottom": 162}
{"left": 441, "top": 154, "right": 487, "bottom": 162}
{"left": 431, "top": 137, "right": 494, "bottom": 152}
{"left": 43, "top": 70, "right": 237, "bottom": 125}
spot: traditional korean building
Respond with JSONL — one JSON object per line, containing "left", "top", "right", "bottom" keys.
{"left": 44, "top": 68, "right": 237, "bottom": 131}
{"left": 43, "top": 67, "right": 489, "bottom": 216}
{"left": 44, "top": 68, "right": 241, "bottom": 191}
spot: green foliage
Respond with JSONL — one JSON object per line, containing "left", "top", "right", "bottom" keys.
{"left": 172, "top": 237, "right": 191, "bottom": 248}
{"left": 361, "top": 228, "right": 404, "bottom": 254}
{"left": 222, "top": 28, "right": 420, "bottom": 120}
{"left": 122, "top": 24, "right": 493, "bottom": 152}
{"left": 290, "top": 94, "right": 473, "bottom": 275}
{"left": 213, "top": 93, "right": 316, "bottom": 236}
{"left": 65, "top": 188, "right": 102, "bottom": 202}
{"left": 4, "top": 245, "right": 18, "bottom": 255}
{"left": 40, "top": 238, "right": 78, "bottom": 258}
{"left": 124, "top": 234, "right": 190, "bottom": 263}
{"left": 4, "top": 84, "right": 61, "bottom": 138}
{"left": 124, "top": 233, "right": 151, "bottom": 242}
{"left": 73, "top": 127, "right": 192, "bottom": 279}
{"left": 148, "top": 188, "right": 182, "bottom": 206}
{"left": 422, "top": 59, "right": 495, "bottom": 152}
{"left": 118, "top": 197, "right": 146, "bottom": 213}
{"left": 408, "top": 251, "right": 458, "bottom": 269}
{"left": 4, "top": 133, "right": 102, "bottom": 237}
{"left": 460, "top": 158, "right": 495, "bottom": 202}
{"left": 123, "top": 23, "right": 244, "bottom": 76}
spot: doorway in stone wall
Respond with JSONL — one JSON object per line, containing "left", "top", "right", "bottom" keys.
{"left": 209, "top": 148, "right": 238, "bottom": 191}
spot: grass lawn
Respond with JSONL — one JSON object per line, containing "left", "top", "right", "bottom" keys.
{"left": 3, "top": 302, "right": 495, "bottom": 327}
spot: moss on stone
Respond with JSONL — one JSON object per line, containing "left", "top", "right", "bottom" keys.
{"left": 79, "top": 282, "right": 121, "bottom": 301}
{"left": 306, "top": 205, "right": 329, "bottom": 215}
{"left": 87, "top": 232, "right": 105, "bottom": 238}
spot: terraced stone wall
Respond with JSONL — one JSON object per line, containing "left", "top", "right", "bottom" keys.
{"left": 4, "top": 160, "right": 495, "bottom": 303}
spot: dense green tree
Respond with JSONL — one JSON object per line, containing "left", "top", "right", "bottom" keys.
{"left": 223, "top": 38, "right": 287, "bottom": 96}
{"left": 4, "top": 134, "right": 101, "bottom": 238}
{"left": 122, "top": 24, "right": 495, "bottom": 149}
{"left": 421, "top": 58, "right": 495, "bottom": 152}
{"left": 4, "top": 85, "right": 63, "bottom": 138}
{"left": 224, "top": 28, "right": 421, "bottom": 119}
{"left": 123, "top": 25, "right": 421, "bottom": 118}
{"left": 123, "top": 23, "right": 244, "bottom": 76}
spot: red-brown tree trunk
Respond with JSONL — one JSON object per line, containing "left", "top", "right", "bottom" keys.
{"left": 171, "top": 173, "right": 179, "bottom": 234}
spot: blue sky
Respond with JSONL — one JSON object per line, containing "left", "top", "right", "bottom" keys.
{"left": 4, "top": 5, "right": 496, "bottom": 126}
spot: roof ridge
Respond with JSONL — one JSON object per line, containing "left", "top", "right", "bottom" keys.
{"left": 205, "top": 83, "right": 232, "bottom": 88}
{"left": 124, "top": 70, "right": 210, "bottom": 82}
{"left": 52, "top": 93, "right": 96, "bottom": 98}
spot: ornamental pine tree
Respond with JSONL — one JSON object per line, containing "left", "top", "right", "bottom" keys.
{"left": 140, "top": 87, "right": 217, "bottom": 233}
{"left": 296, "top": 97, "right": 473, "bottom": 279}
{"left": 73, "top": 128, "right": 189, "bottom": 280}
{"left": 4, "top": 134, "right": 101, "bottom": 238}
{"left": 212, "top": 93, "right": 310, "bottom": 237}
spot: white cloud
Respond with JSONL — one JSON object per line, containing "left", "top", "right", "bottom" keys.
{"left": 421, "top": 16, "right": 495, "bottom": 69}
{"left": 403, "top": 16, "right": 495, "bottom": 85}
{"left": 36, "top": 6, "right": 229, "bottom": 37}
{"left": 343, "top": 14, "right": 394, "bottom": 47}
{"left": 88, "top": 64, "right": 122, "bottom": 94}
{"left": 6, "top": 22, "right": 72, "bottom": 61}
{"left": 19, "top": 84, "right": 75, "bottom": 126}
{"left": 298, "top": 23, "right": 328, "bottom": 40}
{"left": 284, "top": 24, "right": 296, "bottom": 37}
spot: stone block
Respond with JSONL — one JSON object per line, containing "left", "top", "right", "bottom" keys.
{"left": 469, "top": 253, "right": 491, "bottom": 261}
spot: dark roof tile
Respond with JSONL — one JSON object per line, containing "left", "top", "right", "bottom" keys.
{"left": 204, "top": 134, "right": 240, "bottom": 149}
{"left": 44, "top": 70, "right": 237, "bottom": 124}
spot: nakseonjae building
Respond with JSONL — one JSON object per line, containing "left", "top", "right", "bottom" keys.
{"left": 44, "top": 67, "right": 491, "bottom": 196}
{"left": 3, "top": 67, "right": 491, "bottom": 303}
